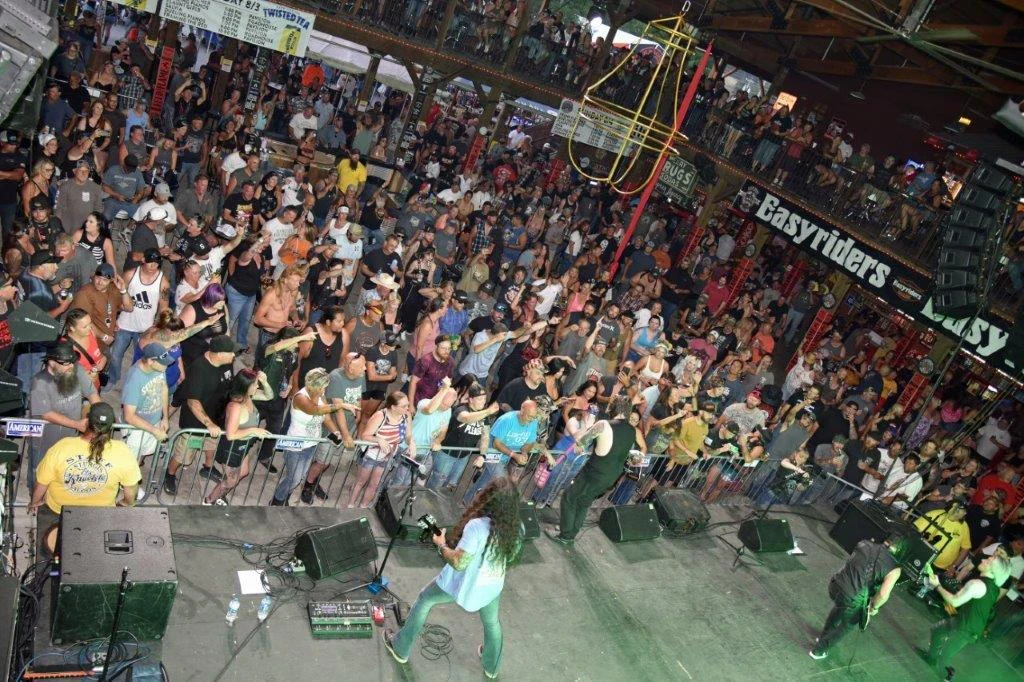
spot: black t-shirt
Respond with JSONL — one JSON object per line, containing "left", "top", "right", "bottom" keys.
{"left": 223, "top": 193, "right": 256, "bottom": 224}
{"left": 176, "top": 356, "right": 233, "bottom": 430}
{"left": 361, "top": 247, "right": 402, "bottom": 290}
{"left": 831, "top": 540, "right": 898, "bottom": 605}
{"left": 807, "top": 405, "right": 850, "bottom": 451}
{"left": 364, "top": 345, "right": 398, "bottom": 394}
{"left": 965, "top": 505, "right": 1003, "bottom": 545}
{"left": 841, "top": 440, "right": 880, "bottom": 485}
{"left": 496, "top": 378, "right": 545, "bottom": 409}
{"left": 0, "top": 151, "right": 26, "bottom": 204}
{"left": 442, "top": 404, "right": 495, "bottom": 454}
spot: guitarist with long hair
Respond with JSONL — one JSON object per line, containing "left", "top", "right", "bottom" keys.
{"left": 809, "top": 535, "right": 905, "bottom": 661}
{"left": 384, "top": 477, "right": 523, "bottom": 679}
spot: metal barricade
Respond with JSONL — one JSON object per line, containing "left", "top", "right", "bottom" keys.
{"left": 1, "top": 419, "right": 159, "bottom": 507}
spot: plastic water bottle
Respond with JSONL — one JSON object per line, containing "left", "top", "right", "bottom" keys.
{"left": 225, "top": 594, "right": 240, "bottom": 625}
{"left": 257, "top": 595, "right": 273, "bottom": 622}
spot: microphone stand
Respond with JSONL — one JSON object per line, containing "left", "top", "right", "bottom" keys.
{"left": 342, "top": 456, "right": 421, "bottom": 597}
{"left": 98, "top": 566, "right": 131, "bottom": 681}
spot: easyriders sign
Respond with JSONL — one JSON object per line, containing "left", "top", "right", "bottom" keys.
{"left": 735, "top": 181, "right": 1017, "bottom": 377}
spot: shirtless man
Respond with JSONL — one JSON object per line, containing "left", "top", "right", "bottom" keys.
{"left": 253, "top": 265, "right": 304, "bottom": 363}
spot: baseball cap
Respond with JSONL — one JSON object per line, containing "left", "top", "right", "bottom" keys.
{"left": 209, "top": 335, "right": 240, "bottom": 354}
{"left": 87, "top": 402, "right": 117, "bottom": 432}
{"left": 29, "top": 195, "right": 50, "bottom": 211}
{"left": 74, "top": 158, "right": 93, "bottom": 171}
{"left": 95, "top": 263, "right": 115, "bottom": 278}
{"left": 38, "top": 133, "right": 56, "bottom": 148}
{"left": 454, "top": 290, "right": 470, "bottom": 303}
{"left": 143, "top": 248, "right": 162, "bottom": 263}
{"left": 154, "top": 182, "right": 171, "bottom": 197}
{"left": 28, "top": 251, "right": 57, "bottom": 267}
{"left": 493, "top": 301, "right": 509, "bottom": 314}
{"left": 381, "top": 332, "right": 400, "bottom": 347}
{"left": 347, "top": 224, "right": 364, "bottom": 239}
{"left": 147, "top": 206, "right": 169, "bottom": 222}
{"left": 141, "top": 343, "right": 175, "bottom": 366}
{"left": 45, "top": 341, "right": 77, "bottom": 364}
{"left": 0, "top": 130, "right": 17, "bottom": 144}
{"left": 191, "top": 239, "right": 211, "bottom": 256}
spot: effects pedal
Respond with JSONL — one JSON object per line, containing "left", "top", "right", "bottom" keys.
{"left": 307, "top": 600, "right": 373, "bottom": 639}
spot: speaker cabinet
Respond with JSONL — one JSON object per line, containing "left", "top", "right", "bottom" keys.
{"left": 737, "top": 518, "right": 793, "bottom": 553}
{"left": 52, "top": 507, "right": 177, "bottom": 643}
{"left": 294, "top": 518, "right": 378, "bottom": 580}
{"left": 652, "top": 488, "right": 710, "bottom": 534}
{"left": 375, "top": 486, "right": 460, "bottom": 540}
{"left": 598, "top": 504, "right": 661, "bottom": 543}
{"left": 520, "top": 501, "right": 540, "bottom": 540}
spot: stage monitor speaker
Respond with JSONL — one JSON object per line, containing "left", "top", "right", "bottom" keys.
{"left": 652, "top": 488, "right": 710, "bottom": 534}
{"left": 294, "top": 518, "right": 378, "bottom": 580}
{"left": 900, "top": 532, "right": 939, "bottom": 581}
{"left": 737, "top": 518, "right": 793, "bottom": 553}
{"left": 0, "top": 369, "right": 21, "bottom": 405}
{"left": 52, "top": 507, "right": 177, "bottom": 643}
{"left": 375, "top": 486, "right": 460, "bottom": 540}
{"left": 520, "top": 501, "right": 540, "bottom": 540}
{"left": 598, "top": 504, "right": 661, "bottom": 543}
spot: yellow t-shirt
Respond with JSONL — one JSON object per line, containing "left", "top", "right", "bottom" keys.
{"left": 671, "top": 417, "right": 708, "bottom": 464}
{"left": 336, "top": 160, "right": 368, "bottom": 192}
{"left": 36, "top": 437, "right": 142, "bottom": 514}
{"left": 915, "top": 509, "right": 972, "bottom": 569}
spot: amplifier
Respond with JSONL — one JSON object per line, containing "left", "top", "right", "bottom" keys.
{"left": 308, "top": 600, "right": 373, "bottom": 639}
{"left": 376, "top": 486, "right": 459, "bottom": 540}
{"left": 830, "top": 500, "right": 902, "bottom": 554}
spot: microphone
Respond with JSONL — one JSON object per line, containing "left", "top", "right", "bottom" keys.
{"left": 398, "top": 454, "right": 428, "bottom": 476}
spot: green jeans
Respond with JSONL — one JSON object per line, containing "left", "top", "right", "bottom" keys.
{"left": 928, "top": 619, "right": 978, "bottom": 670}
{"left": 393, "top": 579, "right": 503, "bottom": 674}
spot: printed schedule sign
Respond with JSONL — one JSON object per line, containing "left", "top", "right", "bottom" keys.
{"left": 160, "top": 0, "right": 314, "bottom": 57}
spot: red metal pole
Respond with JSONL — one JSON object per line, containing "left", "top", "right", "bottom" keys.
{"left": 608, "top": 43, "right": 713, "bottom": 279}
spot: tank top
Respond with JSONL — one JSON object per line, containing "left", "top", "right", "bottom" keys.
{"left": 959, "top": 577, "right": 999, "bottom": 637}
{"left": 78, "top": 230, "right": 106, "bottom": 263}
{"left": 227, "top": 256, "right": 262, "bottom": 296}
{"left": 217, "top": 401, "right": 261, "bottom": 456}
{"left": 639, "top": 356, "right": 664, "bottom": 383}
{"left": 366, "top": 409, "right": 405, "bottom": 461}
{"left": 118, "top": 268, "right": 163, "bottom": 332}
{"left": 152, "top": 146, "right": 175, "bottom": 172}
{"left": 583, "top": 420, "right": 638, "bottom": 486}
{"left": 349, "top": 316, "right": 381, "bottom": 355}
{"left": 180, "top": 304, "right": 224, "bottom": 364}
{"left": 312, "top": 187, "right": 337, "bottom": 221}
{"left": 125, "top": 139, "right": 147, "bottom": 163}
{"left": 298, "top": 326, "right": 342, "bottom": 378}
{"left": 287, "top": 389, "right": 326, "bottom": 442}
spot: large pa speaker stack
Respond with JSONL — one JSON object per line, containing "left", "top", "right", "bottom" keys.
{"left": 52, "top": 507, "right": 177, "bottom": 643}
{"left": 934, "top": 163, "right": 1014, "bottom": 317}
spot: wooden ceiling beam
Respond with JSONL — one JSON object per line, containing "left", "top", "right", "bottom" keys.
{"left": 705, "top": 14, "right": 867, "bottom": 37}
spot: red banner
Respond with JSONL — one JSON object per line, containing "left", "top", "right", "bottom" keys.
{"left": 150, "top": 45, "right": 176, "bottom": 120}
{"left": 463, "top": 134, "right": 486, "bottom": 173}
{"left": 546, "top": 157, "right": 566, "bottom": 186}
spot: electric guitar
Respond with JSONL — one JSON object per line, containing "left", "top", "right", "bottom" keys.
{"left": 919, "top": 563, "right": 958, "bottom": 616}
{"left": 417, "top": 514, "right": 443, "bottom": 544}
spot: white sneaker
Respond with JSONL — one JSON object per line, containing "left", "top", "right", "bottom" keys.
{"left": 808, "top": 650, "right": 827, "bottom": 660}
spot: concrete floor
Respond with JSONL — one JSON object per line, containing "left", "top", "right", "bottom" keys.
{"left": 21, "top": 504, "right": 1023, "bottom": 682}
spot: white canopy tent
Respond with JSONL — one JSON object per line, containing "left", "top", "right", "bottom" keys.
{"left": 307, "top": 31, "right": 415, "bottom": 93}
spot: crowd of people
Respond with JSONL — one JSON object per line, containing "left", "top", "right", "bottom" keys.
{"left": 5, "top": 3, "right": 1024, "bottom": 679}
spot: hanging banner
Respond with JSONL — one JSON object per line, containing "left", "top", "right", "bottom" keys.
{"left": 551, "top": 99, "right": 641, "bottom": 155}
{"left": 399, "top": 68, "right": 442, "bottom": 164}
{"left": 149, "top": 45, "right": 176, "bottom": 120}
{"left": 109, "top": 0, "right": 159, "bottom": 11}
{"left": 734, "top": 180, "right": 1018, "bottom": 378}
{"left": 160, "top": 0, "right": 314, "bottom": 57}
{"left": 244, "top": 47, "right": 269, "bottom": 114}
{"left": 655, "top": 155, "right": 697, "bottom": 202}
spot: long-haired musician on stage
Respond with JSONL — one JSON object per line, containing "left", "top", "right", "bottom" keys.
{"left": 384, "top": 477, "right": 522, "bottom": 679}
{"left": 809, "top": 536, "right": 905, "bottom": 660}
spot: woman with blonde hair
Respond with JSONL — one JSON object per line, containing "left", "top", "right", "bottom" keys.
{"left": 21, "top": 159, "right": 55, "bottom": 217}
{"left": 270, "top": 367, "right": 347, "bottom": 506}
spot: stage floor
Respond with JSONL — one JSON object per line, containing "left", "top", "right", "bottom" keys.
{"left": 30, "top": 504, "right": 1024, "bottom": 681}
